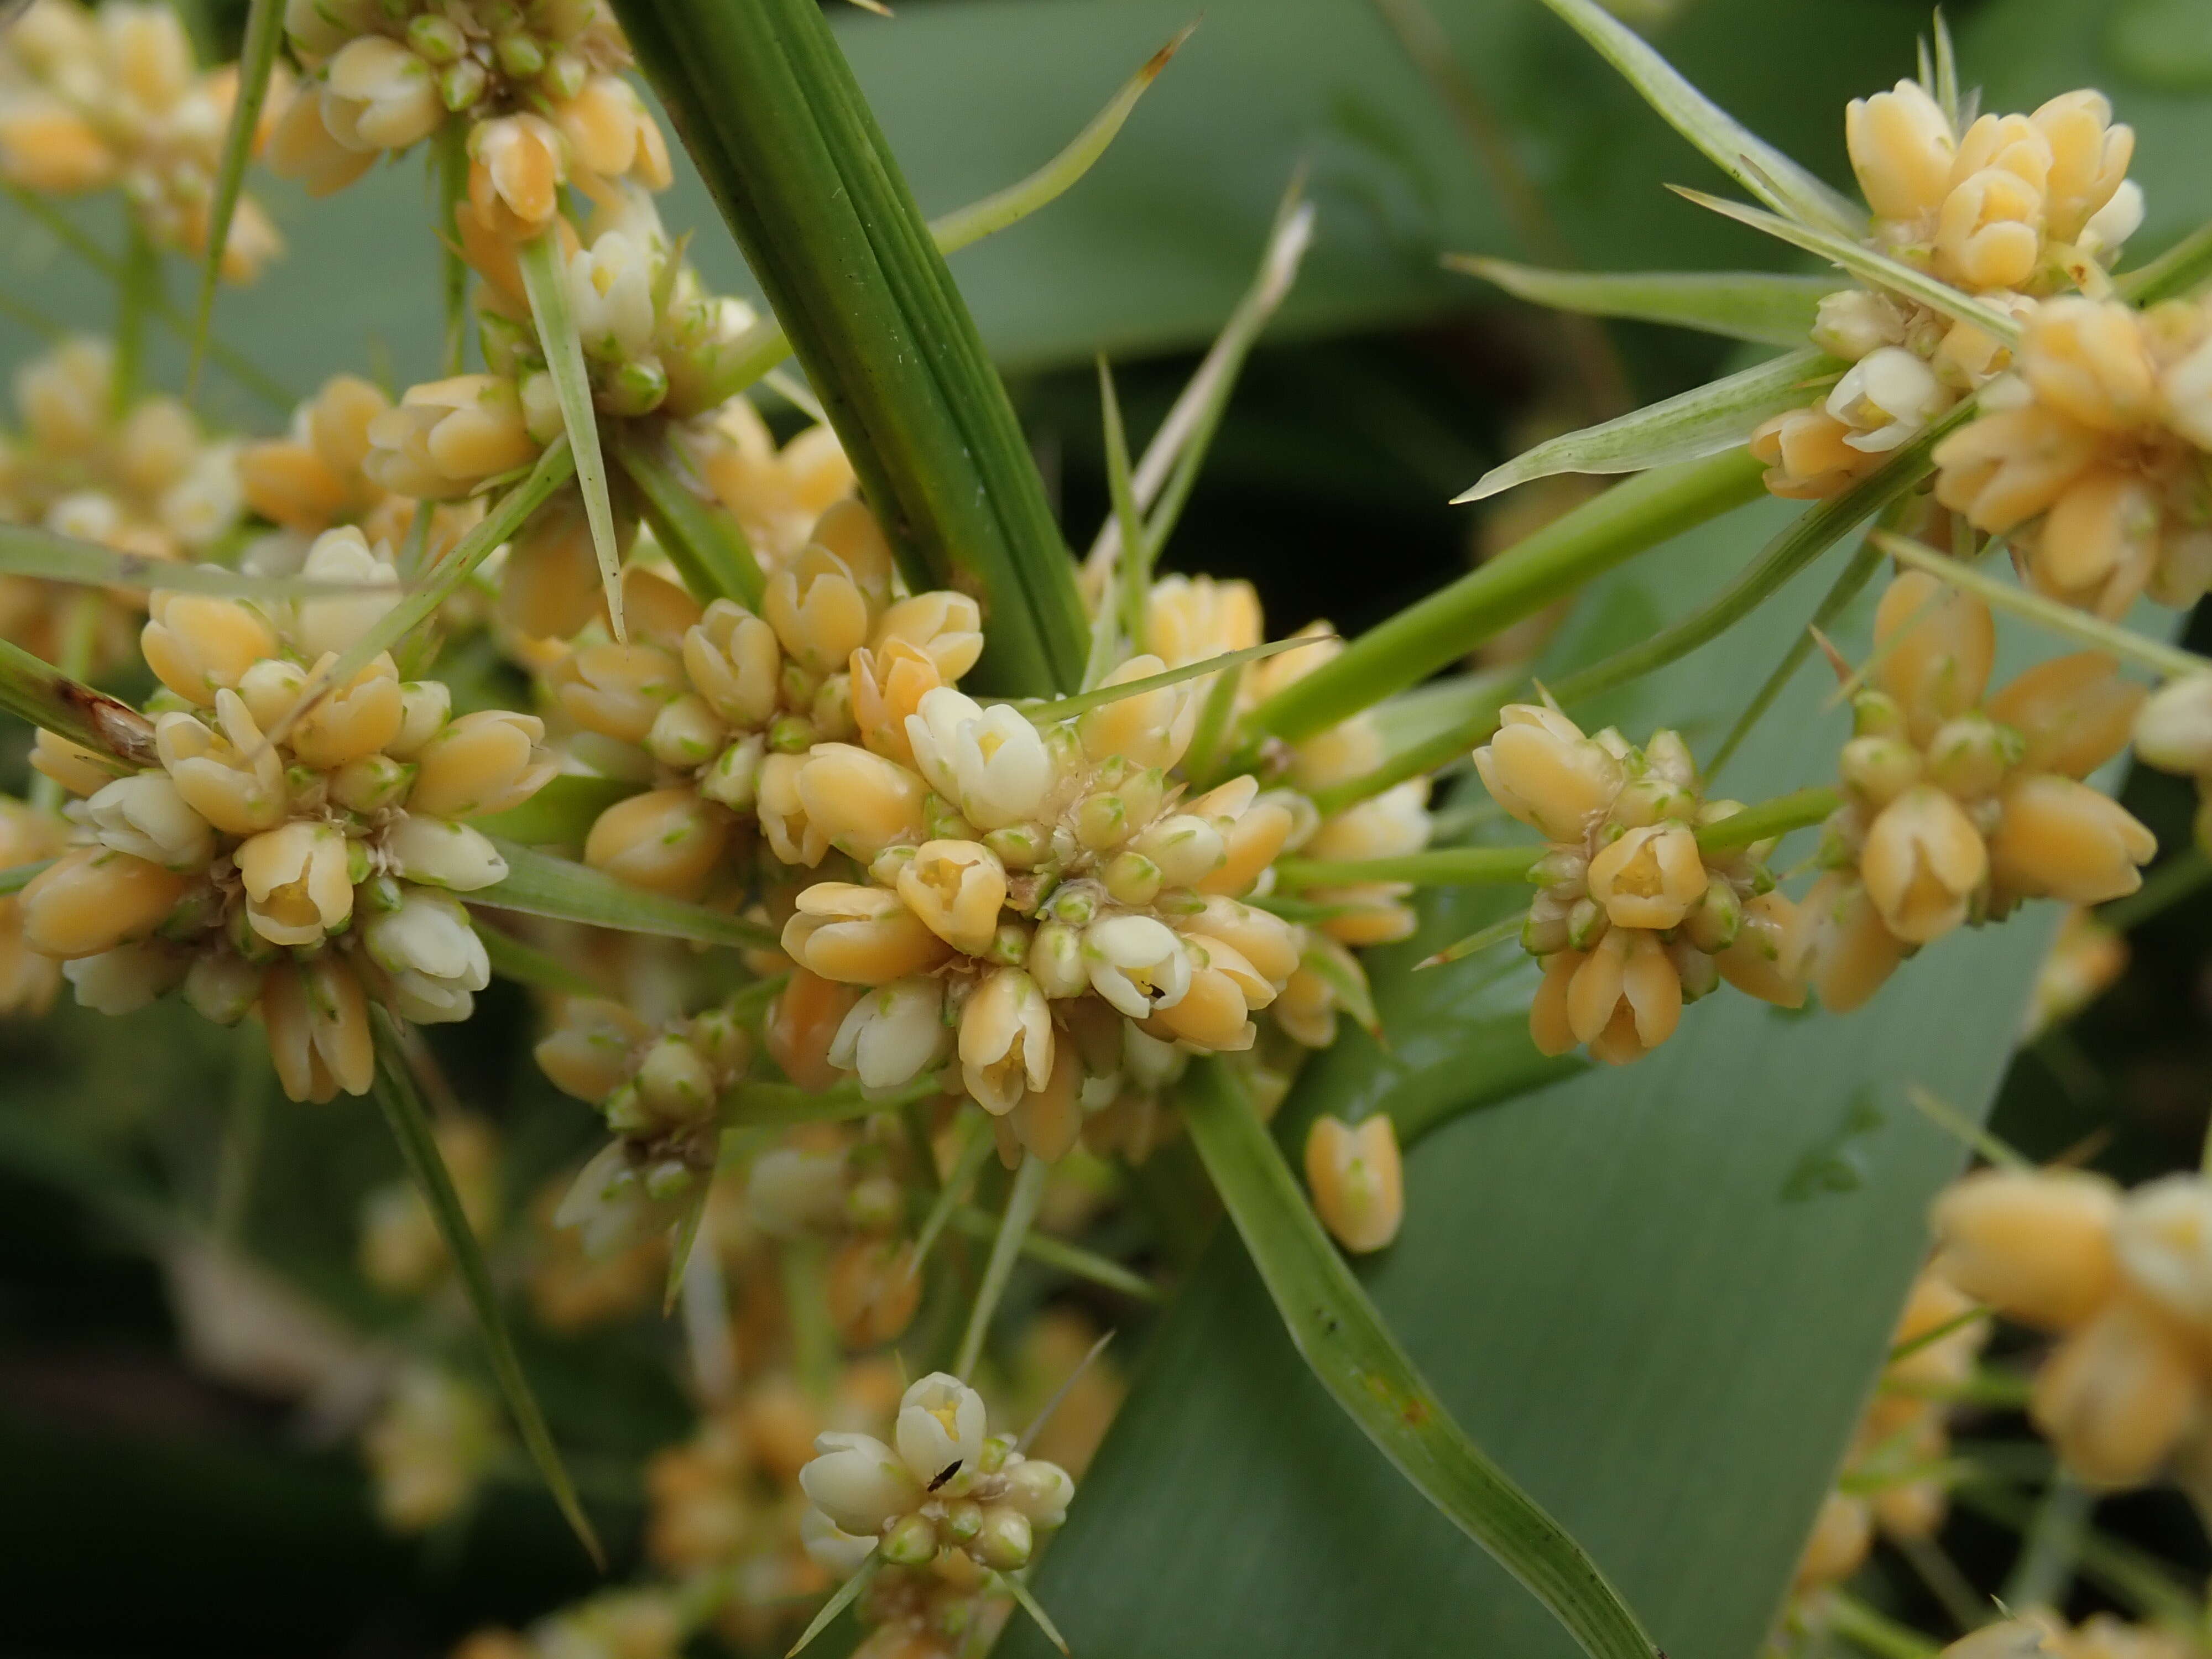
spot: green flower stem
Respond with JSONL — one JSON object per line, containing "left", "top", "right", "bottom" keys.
{"left": 1309, "top": 705, "right": 1503, "bottom": 816}
{"left": 111, "top": 216, "right": 158, "bottom": 419}
{"left": 188, "top": 0, "right": 282, "bottom": 393}
{"left": 1694, "top": 786, "right": 1839, "bottom": 852}
{"left": 2119, "top": 216, "right": 2212, "bottom": 304}
{"left": 946, "top": 1207, "right": 1160, "bottom": 1303}
{"left": 955, "top": 1151, "right": 1048, "bottom": 1379}
{"left": 781, "top": 1234, "right": 838, "bottom": 1406}
{"left": 477, "top": 838, "right": 778, "bottom": 950}
{"left": 614, "top": 0, "right": 1086, "bottom": 696}
{"left": 1272, "top": 846, "right": 1541, "bottom": 889}
{"left": 1180, "top": 1060, "right": 1660, "bottom": 1659}
{"left": 1248, "top": 448, "right": 1765, "bottom": 744}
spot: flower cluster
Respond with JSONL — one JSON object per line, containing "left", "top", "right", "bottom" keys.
{"left": 1471, "top": 705, "right": 1802, "bottom": 1065}
{"left": 776, "top": 659, "right": 1307, "bottom": 1165}
{"left": 0, "top": 0, "right": 283, "bottom": 278}
{"left": 0, "top": 336, "right": 243, "bottom": 667}
{"left": 268, "top": 0, "right": 665, "bottom": 229}
{"left": 1752, "top": 82, "right": 2141, "bottom": 502}
{"left": 799, "top": 1370, "right": 1074, "bottom": 1579}
{"left": 1935, "top": 296, "right": 2212, "bottom": 617}
{"left": 18, "top": 526, "right": 554, "bottom": 1100}
{"left": 1791, "top": 573, "right": 2152, "bottom": 1012}
{"left": 546, "top": 501, "right": 982, "bottom": 899}
{"left": 536, "top": 992, "right": 754, "bottom": 1241}
{"left": 1932, "top": 1165, "right": 2212, "bottom": 1489}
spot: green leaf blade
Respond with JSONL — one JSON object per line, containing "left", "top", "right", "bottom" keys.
{"left": 187, "top": 0, "right": 284, "bottom": 394}
{"left": 1447, "top": 258, "right": 1842, "bottom": 348}
{"left": 517, "top": 236, "right": 625, "bottom": 639}
{"left": 477, "top": 839, "right": 778, "bottom": 951}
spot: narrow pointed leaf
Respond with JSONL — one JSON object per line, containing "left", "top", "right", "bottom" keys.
{"left": 477, "top": 924, "right": 603, "bottom": 997}
{"left": 1547, "top": 401, "right": 1977, "bottom": 709}
{"left": 1000, "top": 1573, "right": 1072, "bottom": 1656}
{"left": 477, "top": 838, "right": 778, "bottom": 950}
{"left": 1097, "top": 356, "right": 1146, "bottom": 679}
{"left": 368, "top": 1015, "right": 603, "bottom": 1566}
{"left": 946, "top": 1208, "right": 1162, "bottom": 1302}
{"left": 909, "top": 1112, "right": 994, "bottom": 1276}
{"left": 1415, "top": 910, "right": 1525, "bottom": 971}
{"left": 1460, "top": 347, "right": 1834, "bottom": 502}
{"left": 609, "top": 425, "right": 766, "bottom": 609}
{"left": 615, "top": 0, "right": 1086, "bottom": 696}
{"left": 517, "top": 236, "right": 624, "bottom": 640}
{"left": 1871, "top": 530, "right": 2212, "bottom": 681}
{"left": 1178, "top": 1060, "right": 1660, "bottom": 1659}
{"left": 1446, "top": 257, "right": 1841, "bottom": 348}
{"left": 0, "top": 636, "right": 157, "bottom": 766}
{"left": 187, "top": 0, "right": 283, "bottom": 392}
{"left": 1250, "top": 448, "right": 1767, "bottom": 744}
{"left": 955, "top": 1151, "right": 1050, "bottom": 1378}
{"left": 1535, "top": 0, "right": 1865, "bottom": 237}
{"left": 930, "top": 25, "right": 1194, "bottom": 254}
{"left": 1020, "top": 634, "right": 1332, "bottom": 724}
{"left": 663, "top": 1181, "right": 716, "bottom": 1316}
{"left": 787, "top": 1553, "right": 879, "bottom": 1658}
{"left": 2118, "top": 218, "right": 2212, "bottom": 304}
{"left": 1673, "top": 189, "right": 2023, "bottom": 347}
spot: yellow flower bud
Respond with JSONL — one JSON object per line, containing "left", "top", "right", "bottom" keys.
{"left": 1078, "top": 654, "right": 1196, "bottom": 771}
{"left": 467, "top": 113, "right": 565, "bottom": 238}
{"left": 31, "top": 729, "right": 123, "bottom": 797}
{"left": 1872, "top": 572, "right": 1997, "bottom": 745}
{"left": 408, "top": 711, "right": 554, "bottom": 820}
{"left": 1472, "top": 705, "right": 1622, "bottom": 841}
{"left": 236, "top": 820, "right": 355, "bottom": 947}
{"left": 1714, "top": 890, "right": 1806, "bottom": 1008}
{"left": 798, "top": 744, "right": 929, "bottom": 862}
{"left": 20, "top": 847, "right": 188, "bottom": 959}
{"left": 851, "top": 638, "right": 943, "bottom": 768}
{"left": 765, "top": 546, "right": 871, "bottom": 675}
{"left": 2031, "top": 90, "right": 2135, "bottom": 244}
{"left": 682, "top": 599, "right": 782, "bottom": 729}
{"left": 1302, "top": 1113, "right": 1405, "bottom": 1254}
{"left": 2032, "top": 1294, "right": 2200, "bottom": 1488}
{"left": 156, "top": 701, "right": 286, "bottom": 835}
{"left": 320, "top": 35, "right": 442, "bottom": 152}
{"left": 0, "top": 96, "right": 114, "bottom": 192}
{"left": 289, "top": 652, "right": 405, "bottom": 768}
{"left": 536, "top": 997, "right": 653, "bottom": 1103}
{"left": 766, "top": 969, "right": 863, "bottom": 1093}
{"left": 2023, "top": 299, "right": 2159, "bottom": 433}
{"left": 142, "top": 592, "right": 278, "bottom": 706}
{"left": 872, "top": 591, "right": 984, "bottom": 684}
{"left": 583, "top": 788, "right": 731, "bottom": 900}
{"left": 550, "top": 74, "right": 648, "bottom": 179}
{"left": 1985, "top": 653, "right": 2142, "bottom": 780}
{"left": 1990, "top": 774, "right": 2156, "bottom": 904}
{"left": 1003, "top": 1041, "right": 1085, "bottom": 1165}
{"left": 827, "top": 1236, "right": 922, "bottom": 1349}
{"left": 2133, "top": 675, "right": 2212, "bottom": 777}
{"left": 262, "top": 955, "right": 374, "bottom": 1103}
{"left": 2022, "top": 469, "right": 2161, "bottom": 619}
{"left": 643, "top": 694, "right": 726, "bottom": 771}
{"left": 1933, "top": 406, "right": 2103, "bottom": 535}
{"left": 1861, "top": 784, "right": 1988, "bottom": 945}
{"left": 265, "top": 79, "right": 377, "bottom": 196}
{"left": 1750, "top": 405, "right": 1877, "bottom": 500}
{"left": 784, "top": 882, "right": 952, "bottom": 985}
{"left": 551, "top": 641, "right": 686, "bottom": 745}
{"left": 1584, "top": 822, "right": 1707, "bottom": 932}
{"left": 1932, "top": 1167, "right": 2119, "bottom": 1329}
{"left": 1786, "top": 872, "right": 1907, "bottom": 1013}
{"left": 1146, "top": 951, "right": 1255, "bottom": 1051}
{"left": 364, "top": 375, "right": 536, "bottom": 499}
{"left": 896, "top": 838, "right": 1006, "bottom": 956}
{"left": 757, "top": 751, "right": 827, "bottom": 868}
{"left": 1196, "top": 785, "right": 1297, "bottom": 898}
{"left": 958, "top": 966, "right": 1053, "bottom": 1113}
{"left": 1147, "top": 573, "right": 1264, "bottom": 665}
{"left": 1846, "top": 80, "right": 1955, "bottom": 221}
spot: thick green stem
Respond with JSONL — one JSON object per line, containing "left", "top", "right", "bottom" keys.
{"left": 614, "top": 0, "right": 1086, "bottom": 696}
{"left": 1694, "top": 786, "right": 1839, "bottom": 852}
{"left": 1249, "top": 448, "right": 1765, "bottom": 744}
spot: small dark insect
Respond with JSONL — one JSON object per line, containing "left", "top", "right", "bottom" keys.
{"left": 927, "top": 1459, "right": 963, "bottom": 1491}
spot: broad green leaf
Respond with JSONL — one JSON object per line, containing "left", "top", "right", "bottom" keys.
{"left": 1546, "top": 400, "right": 1976, "bottom": 709}
{"left": 1005, "top": 495, "right": 2070, "bottom": 1659}
{"left": 1248, "top": 448, "right": 1767, "bottom": 744}
{"left": 187, "top": 0, "right": 283, "bottom": 392}
{"left": 608, "top": 426, "right": 765, "bottom": 610}
{"left": 367, "top": 1015, "right": 603, "bottom": 1566}
{"left": 1177, "top": 1059, "right": 1661, "bottom": 1659}
{"left": 1459, "top": 347, "right": 1834, "bottom": 502}
{"left": 476, "top": 839, "right": 778, "bottom": 951}
{"left": 517, "top": 236, "right": 624, "bottom": 640}
{"left": 0, "top": 635, "right": 156, "bottom": 766}
{"left": 1673, "top": 189, "right": 2026, "bottom": 347}
{"left": 1447, "top": 257, "right": 1841, "bottom": 348}
{"left": 615, "top": 0, "right": 1088, "bottom": 697}
{"left": 1533, "top": 0, "right": 1867, "bottom": 238}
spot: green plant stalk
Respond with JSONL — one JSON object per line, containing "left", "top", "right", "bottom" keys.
{"left": 1180, "top": 1060, "right": 1659, "bottom": 1659}
{"left": 368, "top": 1014, "right": 603, "bottom": 1566}
{"left": 782, "top": 1234, "right": 838, "bottom": 1405}
{"left": 111, "top": 217, "right": 158, "bottom": 419}
{"left": 609, "top": 425, "right": 767, "bottom": 608}
{"left": 1310, "top": 703, "right": 1504, "bottom": 816}
{"left": 2000, "top": 1472, "right": 2092, "bottom": 1611}
{"left": 1694, "top": 786, "right": 1839, "bottom": 851}
{"left": 945, "top": 1207, "right": 1160, "bottom": 1302}
{"left": 436, "top": 123, "right": 471, "bottom": 376}
{"left": 1547, "top": 405, "right": 1974, "bottom": 709}
{"left": 722, "top": 1073, "right": 942, "bottom": 1129}
{"left": 1099, "top": 358, "right": 1148, "bottom": 671}
{"left": 1274, "top": 847, "right": 1541, "bottom": 888}
{"left": 2119, "top": 216, "right": 2212, "bottom": 303}
{"left": 1250, "top": 448, "right": 1766, "bottom": 743}
{"left": 187, "top": 0, "right": 282, "bottom": 393}
{"left": 614, "top": 0, "right": 1086, "bottom": 697}
{"left": 0, "top": 180, "right": 291, "bottom": 411}
{"left": 1021, "top": 636, "right": 1329, "bottom": 724}
{"left": 956, "top": 1152, "right": 1049, "bottom": 1379}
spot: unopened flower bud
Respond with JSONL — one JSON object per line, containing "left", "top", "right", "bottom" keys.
{"left": 1304, "top": 1114, "right": 1404, "bottom": 1253}
{"left": 1990, "top": 775, "right": 2155, "bottom": 904}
